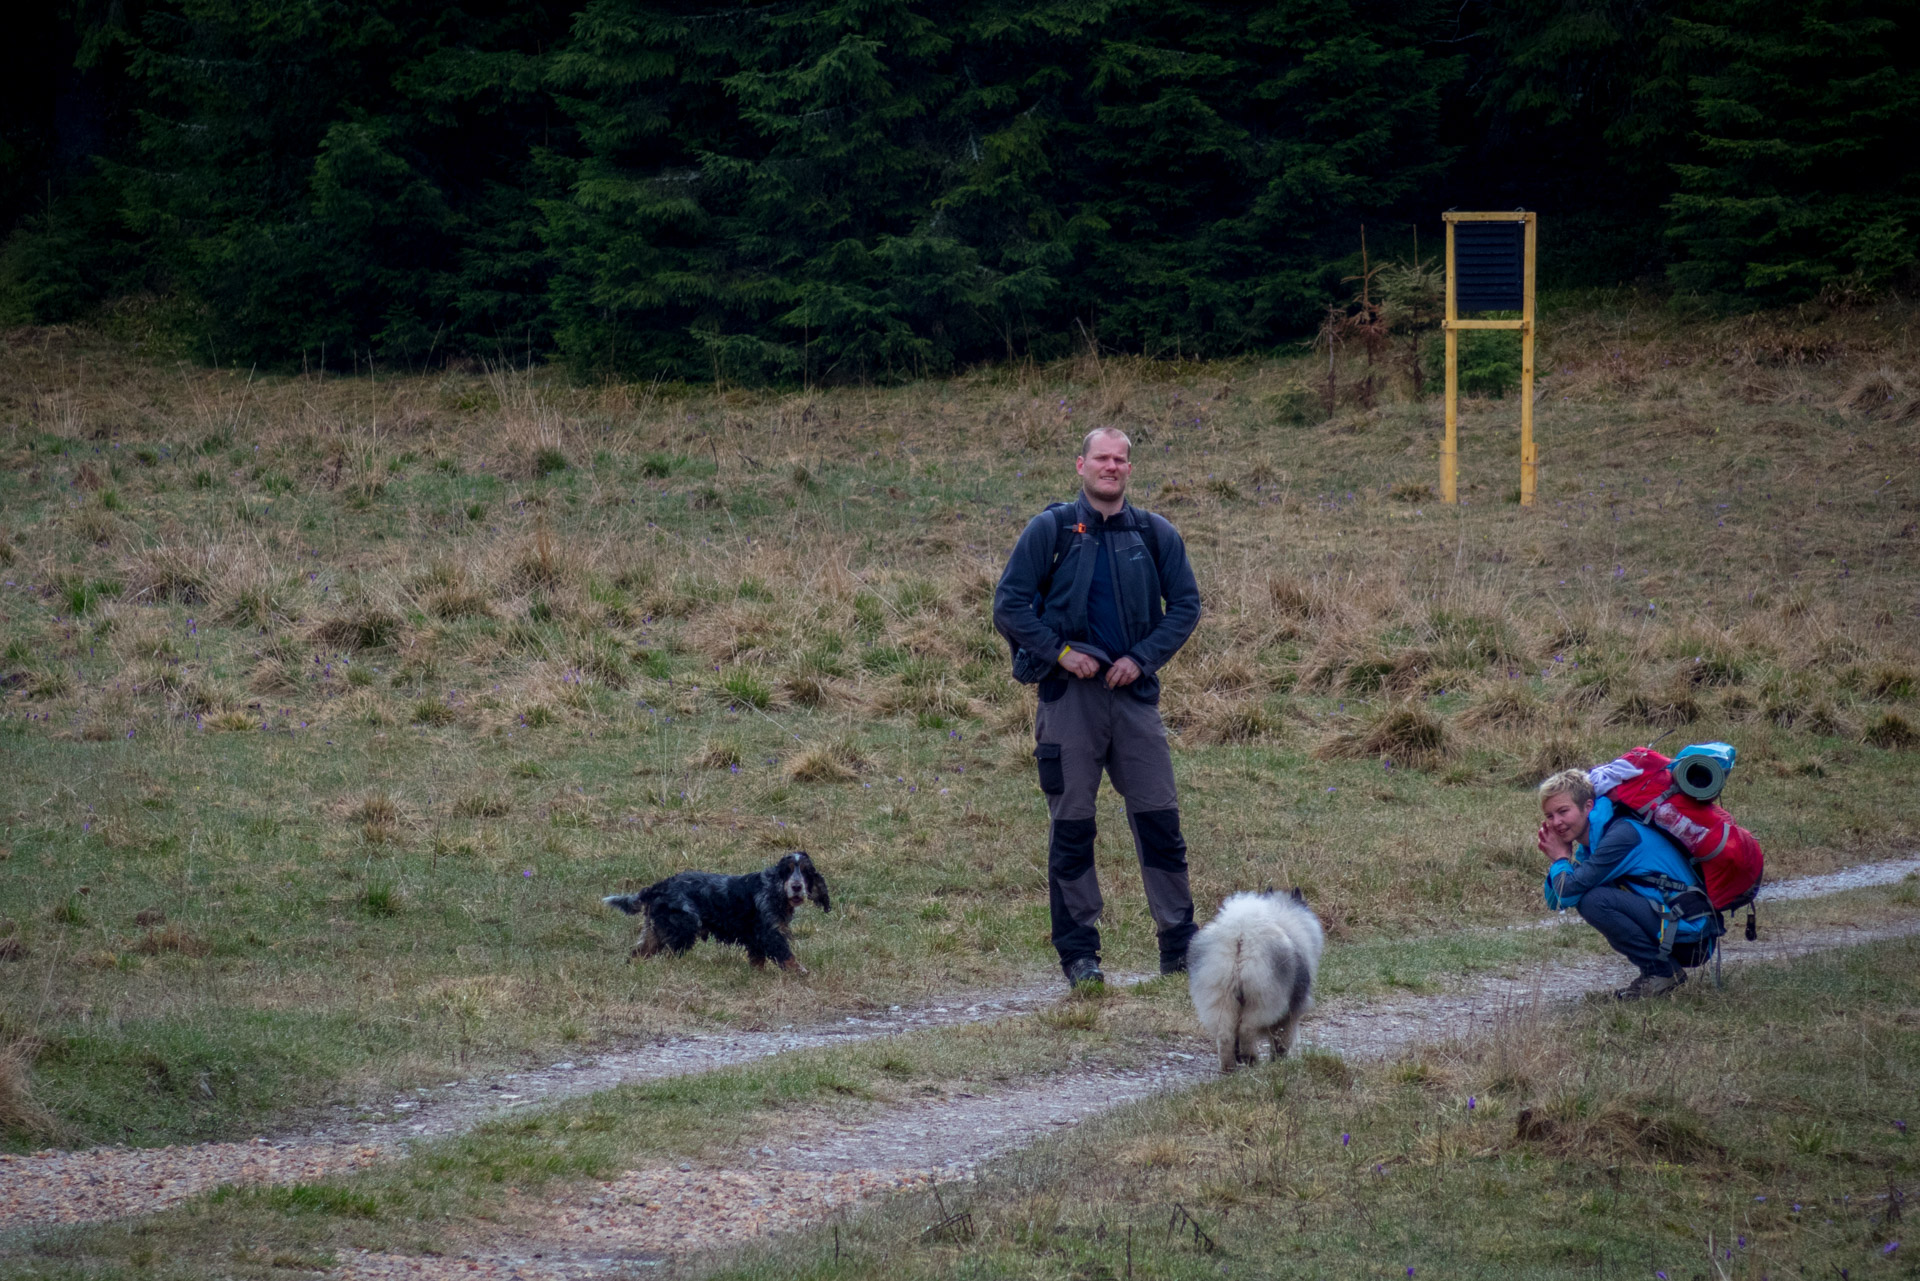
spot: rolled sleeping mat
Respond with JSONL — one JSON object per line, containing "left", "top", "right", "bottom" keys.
{"left": 1671, "top": 741, "right": 1735, "bottom": 801}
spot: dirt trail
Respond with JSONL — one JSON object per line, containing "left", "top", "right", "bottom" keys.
{"left": 0, "top": 975, "right": 1155, "bottom": 1233}
{"left": 321, "top": 915, "right": 1920, "bottom": 1280}
{"left": 2, "top": 856, "right": 1915, "bottom": 1261}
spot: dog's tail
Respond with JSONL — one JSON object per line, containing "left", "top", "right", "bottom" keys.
{"left": 602, "top": 893, "right": 645, "bottom": 916}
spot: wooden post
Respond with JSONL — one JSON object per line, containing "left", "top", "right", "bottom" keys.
{"left": 1443, "top": 220, "right": 1458, "bottom": 504}
{"left": 1520, "top": 212, "right": 1537, "bottom": 506}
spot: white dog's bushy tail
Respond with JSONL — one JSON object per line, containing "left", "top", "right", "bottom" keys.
{"left": 1187, "top": 890, "right": 1325, "bottom": 1073}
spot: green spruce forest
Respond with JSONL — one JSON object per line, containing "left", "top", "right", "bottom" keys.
{"left": 4, "top": 0, "right": 1916, "bottom": 379}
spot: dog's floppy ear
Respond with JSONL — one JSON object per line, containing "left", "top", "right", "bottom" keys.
{"left": 794, "top": 851, "right": 831, "bottom": 911}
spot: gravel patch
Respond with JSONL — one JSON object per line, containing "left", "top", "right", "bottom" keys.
{"left": 1302, "top": 918, "right": 1920, "bottom": 1061}
{"left": 0, "top": 1140, "right": 385, "bottom": 1229}
{"left": 331, "top": 1170, "right": 940, "bottom": 1280}
{"left": 1753, "top": 854, "right": 1920, "bottom": 901}
{"left": 305, "top": 973, "right": 1153, "bottom": 1148}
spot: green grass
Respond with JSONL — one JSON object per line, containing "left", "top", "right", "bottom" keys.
{"left": 708, "top": 936, "right": 1920, "bottom": 1281}
{"left": 1, "top": 295, "right": 1917, "bottom": 1150}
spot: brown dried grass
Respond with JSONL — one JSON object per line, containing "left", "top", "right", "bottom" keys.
{"left": 785, "top": 740, "right": 866, "bottom": 783}
{"left": 131, "top": 924, "right": 212, "bottom": 957}
{"left": 0, "top": 1039, "right": 56, "bottom": 1139}
{"left": 1315, "top": 703, "right": 1450, "bottom": 770}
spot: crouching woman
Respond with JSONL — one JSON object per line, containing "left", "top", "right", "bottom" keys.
{"left": 1537, "top": 768, "right": 1723, "bottom": 1000}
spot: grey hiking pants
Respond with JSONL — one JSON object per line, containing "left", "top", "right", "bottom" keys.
{"left": 1033, "top": 677, "right": 1195, "bottom": 973}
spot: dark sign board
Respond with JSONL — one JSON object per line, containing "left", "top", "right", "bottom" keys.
{"left": 1454, "top": 220, "right": 1525, "bottom": 312}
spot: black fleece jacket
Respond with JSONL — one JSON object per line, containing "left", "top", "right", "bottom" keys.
{"left": 991, "top": 494, "right": 1201, "bottom": 701}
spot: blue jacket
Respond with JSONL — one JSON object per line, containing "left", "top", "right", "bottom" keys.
{"left": 992, "top": 495, "right": 1201, "bottom": 703}
{"left": 1544, "top": 799, "right": 1716, "bottom": 944}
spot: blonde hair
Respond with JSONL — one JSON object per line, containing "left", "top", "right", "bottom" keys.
{"left": 1538, "top": 768, "right": 1594, "bottom": 807}
{"left": 1078, "top": 427, "right": 1131, "bottom": 459}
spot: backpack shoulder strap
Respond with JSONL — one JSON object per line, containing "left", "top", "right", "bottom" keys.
{"left": 1038, "top": 502, "right": 1080, "bottom": 595}
{"left": 1134, "top": 508, "right": 1164, "bottom": 580}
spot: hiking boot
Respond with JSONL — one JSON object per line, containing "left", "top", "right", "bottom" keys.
{"left": 1159, "top": 949, "right": 1189, "bottom": 977}
{"left": 1064, "top": 956, "right": 1105, "bottom": 991}
{"left": 1613, "top": 970, "right": 1686, "bottom": 1001}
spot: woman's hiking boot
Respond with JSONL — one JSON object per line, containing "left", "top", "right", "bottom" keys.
{"left": 1614, "top": 970, "right": 1686, "bottom": 1001}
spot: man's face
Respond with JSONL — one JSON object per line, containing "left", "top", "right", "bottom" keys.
{"left": 1076, "top": 434, "right": 1132, "bottom": 501}
{"left": 1541, "top": 792, "right": 1593, "bottom": 849}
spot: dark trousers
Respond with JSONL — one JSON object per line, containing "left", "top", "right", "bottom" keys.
{"left": 1578, "top": 885, "right": 1681, "bottom": 978}
{"left": 1034, "top": 677, "right": 1195, "bottom": 973}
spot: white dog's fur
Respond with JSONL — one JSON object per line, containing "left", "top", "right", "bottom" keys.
{"left": 1187, "top": 889, "right": 1325, "bottom": 1073}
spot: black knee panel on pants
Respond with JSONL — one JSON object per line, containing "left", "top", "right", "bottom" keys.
{"left": 1132, "top": 809, "right": 1188, "bottom": 873}
{"left": 1048, "top": 818, "right": 1097, "bottom": 879}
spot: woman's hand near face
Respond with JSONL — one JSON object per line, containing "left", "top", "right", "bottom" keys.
{"left": 1538, "top": 791, "right": 1592, "bottom": 862}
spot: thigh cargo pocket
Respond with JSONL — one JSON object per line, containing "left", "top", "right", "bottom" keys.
{"left": 1033, "top": 742, "right": 1065, "bottom": 795}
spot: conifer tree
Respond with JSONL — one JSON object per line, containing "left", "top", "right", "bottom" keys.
{"left": 1664, "top": 0, "right": 1920, "bottom": 299}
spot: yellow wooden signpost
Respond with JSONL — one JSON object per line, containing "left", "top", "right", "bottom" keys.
{"left": 1442, "top": 210, "right": 1536, "bottom": 505}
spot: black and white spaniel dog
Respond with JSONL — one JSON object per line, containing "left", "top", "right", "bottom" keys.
{"left": 604, "top": 851, "right": 831, "bottom": 974}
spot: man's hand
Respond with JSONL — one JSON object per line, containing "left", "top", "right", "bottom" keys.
{"left": 1536, "top": 820, "right": 1571, "bottom": 862}
{"left": 1060, "top": 649, "right": 1102, "bottom": 679}
{"left": 1105, "top": 655, "right": 1142, "bottom": 689}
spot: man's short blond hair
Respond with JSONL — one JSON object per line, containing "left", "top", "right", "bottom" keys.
{"left": 1538, "top": 768, "right": 1594, "bottom": 807}
{"left": 1078, "top": 427, "right": 1131, "bottom": 459}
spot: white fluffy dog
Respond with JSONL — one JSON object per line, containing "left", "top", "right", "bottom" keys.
{"left": 1187, "top": 888, "right": 1325, "bottom": 1073}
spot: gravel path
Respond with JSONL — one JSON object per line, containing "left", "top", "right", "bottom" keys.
{"left": 1, "top": 854, "right": 1914, "bottom": 1269}
{"left": 301, "top": 972, "right": 1152, "bottom": 1147}
{"left": 0, "top": 975, "right": 1152, "bottom": 1235}
{"left": 318, "top": 914, "right": 1920, "bottom": 1281}
{"left": 1752, "top": 854, "right": 1920, "bottom": 901}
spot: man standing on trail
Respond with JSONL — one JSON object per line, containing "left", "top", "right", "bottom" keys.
{"left": 993, "top": 427, "right": 1203, "bottom": 989}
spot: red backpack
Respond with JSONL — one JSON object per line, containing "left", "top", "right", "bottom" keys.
{"left": 1591, "top": 745, "right": 1765, "bottom": 913}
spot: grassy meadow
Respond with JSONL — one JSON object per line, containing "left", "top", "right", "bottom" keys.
{"left": 1, "top": 293, "right": 1918, "bottom": 1150}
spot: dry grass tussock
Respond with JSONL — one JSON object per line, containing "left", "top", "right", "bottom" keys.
{"left": 1459, "top": 683, "right": 1544, "bottom": 731}
{"left": 785, "top": 738, "right": 868, "bottom": 783}
{"left": 1166, "top": 690, "right": 1282, "bottom": 745}
{"left": 119, "top": 539, "right": 242, "bottom": 606}
{"left": 0, "top": 1037, "right": 57, "bottom": 1140}
{"left": 1314, "top": 703, "right": 1450, "bottom": 770}
{"left": 130, "top": 924, "right": 212, "bottom": 957}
